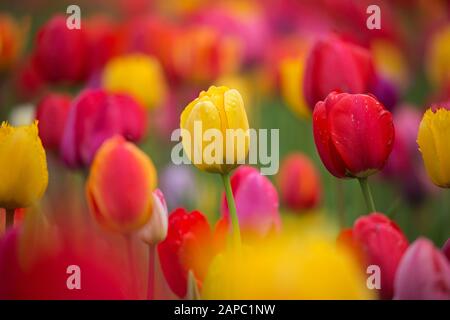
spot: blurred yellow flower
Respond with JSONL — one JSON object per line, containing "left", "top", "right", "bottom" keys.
{"left": 0, "top": 121, "right": 48, "bottom": 210}
{"left": 426, "top": 25, "right": 450, "bottom": 89}
{"left": 180, "top": 86, "right": 250, "bottom": 174}
{"left": 279, "top": 57, "right": 310, "bottom": 119}
{"left": 417, "top": 108, "right": 450, "bottom": 188}
{"left": 102, "top": 53, "right": 168, "bottom": 109}
{"left": 202, "top": 232, "right": 373, "bottom": 299}
{"left": 371, "top": 39, "right": 408, "bottom": 88}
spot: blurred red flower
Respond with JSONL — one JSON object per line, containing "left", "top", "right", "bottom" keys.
{"left": 158, "top": 208, "right": 215, "bottom": 298}
{"left": 304, "top": 36, "right": 375, "bottom": 109}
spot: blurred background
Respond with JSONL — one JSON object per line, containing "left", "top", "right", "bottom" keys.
{"left": 0, "top": 0, "right": 449, "bottom": 247}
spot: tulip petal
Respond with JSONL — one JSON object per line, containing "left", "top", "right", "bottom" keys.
{"left": 328, "top": 94, "right": 394, "bottom": 177}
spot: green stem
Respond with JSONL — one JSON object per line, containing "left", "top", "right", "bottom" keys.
{"left": 5, "top": 209, "right": 15, "bottom": 229}
{"left": 221, "top": 173, "right": 241, "bottom": 249}
{"left": 358, "top": 178, "right": 376, "bottom": 213}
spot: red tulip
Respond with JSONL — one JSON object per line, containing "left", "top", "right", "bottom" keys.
{"left": 35, "top": 93, "right": 71, "bottom": 151}
{"left": 221, "top": 166, "right": 281, "bottom": 240}
{"left": 0, "top": 227, "right": 130, "bottom": 299}
{"left": 60, "top": 89, "right": 147, "bottom": 168}
{"left": 313, "top": 91, "right": 394, "bottom": 178}
{"left": 353, "top": 213, "right": 408, "bottom": 299}
{"left": 158, "top": 208, "right": 214, "bottom": 298}
{"left": 86, "top": 136, "right": 157, "bottom": 234}
{"left": 277, "top": 153, "right": 322, "bottom": 210}
{"left": 85, "top": 16, "right": 120, "bottom": 74}
{"left": 394, "top": 238, "right": 450, "bottom": 300}
{"left": 33, "top": 15, "right": 88, "bottom": 83}
{"left": 304, "top": 36, "right": 375, "bottom": 109}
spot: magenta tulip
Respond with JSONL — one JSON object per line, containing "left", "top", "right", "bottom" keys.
{"left": 60, "top": 89, "right": 147, "bottom": 168}
{"left": 394, "top": 238, "right": 450, "bottom": 300}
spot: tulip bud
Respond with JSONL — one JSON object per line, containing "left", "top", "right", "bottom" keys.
{"left": 180, "top": 86, "right": 250, "bottom": 174}
{"left": 277, "top": 153, "right": 322, "bottom": 210}
{"left": 313, "top": 91, "right": 395, "bottom": 178}
{"left": 417, "top": 108, "right": 450, "bottom": 188}
{"left": 138, "top": 189, "right": 168, "bottom": 245}
{"left": 102, "top": 54, "right": 168, "bottom": 109}
{"left": 35, "top": 93, "right": 71, "bottom": 151}
{"left": 0, "top": 122, "right": 48, "bottom": 210}
{"left": 220, "top": 166, "right": 280, "bottom": 240}
{"left": 158, "top": 208, "right": 214, "bottom": 298}
{"left": 61, "top": 89, "right": 147, "bottom": 168}
{"left": 394, "top": 238, "right": 450, "bottom": 300}
{"left": 353, "top": 213, "right": 408, "bottom": 299}
{"left": 304, "top": 36, "right": 375, "bottom": 109}
{"left": 86, "top": 136, "right": 157, "bottom": 234}
{"left": 33, "top": 15, "right": 88, "bottom": 83}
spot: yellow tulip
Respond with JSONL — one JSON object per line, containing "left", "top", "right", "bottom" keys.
{"left": 279, "top": 57, "right": 310, "bottom": 119}
{"left": 202, "top": 232, "right": 373, "bottom": 299}
{"left": 180, "top": 86, "right": 250, "bottom": 174}
{"left": 102, "top": 53, "right": 168, "bottom": 109}
{"left": 417, "top": 108, "right": 450, "bottom": 187}
{"left": 426, "top": 25, "right": 450, "bottom": 89}
{"left": 0, "top": 121, "right": 48, "bottom": 210}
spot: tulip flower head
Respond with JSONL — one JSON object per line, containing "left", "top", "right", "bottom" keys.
{"left": 277, "top": 153, "right": 322, "bottom": 210}
{"left": 0, "top": 122, "right": 48, "bottom": 210}
{"left": 35, "top": 93, "right": 71, "bottom": 151}
{"left": 158, "top": 208, "right": 215, "bottom": 298}
{"left": 353, "top": 213, "right": 408, "bottom": 299}
{"left": 86, "top": 136, "right": 157, "bottom": 234}
{"left": 61, "top": 89, "right": 147, "bottom": 168}
{"left": 180, "top": 86, "right": 250, "bottom": 174}
{"left": 102, "top": 53, "right": 168, "bottom": 109}
{"left": 417, "top": 108, "right": 450, "bottom": 188}
{"left": 394, "top": 238, "right": 450, "bottom": 300}
{"left": 221, "top": 165, "right": 281, "bottom": 240}
{"left": 33, "top": 15, "right": 88, "bottom": 83}
{"left": 313, "top": 92, "right": 395, "bottom": 179}
{"left": 304, "top": 36, "right": 375, "bottom": 109}
{"left": 138, "top": 189, "right": 168, "bottom": 245}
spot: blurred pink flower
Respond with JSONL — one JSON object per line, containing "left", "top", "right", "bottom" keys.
{"left": 60, "top": 89, "right": 147, "bottom": 168}
{"left": 221, "top": 166, "right": 281, "bottom": 240}
{"left": 394, "top": 237, "right": 450, "bottom": 300}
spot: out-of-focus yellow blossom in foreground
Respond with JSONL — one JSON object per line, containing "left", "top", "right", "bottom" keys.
{"left": 371, "top": 40, "right": 408, "bottom": 88}
{"left": 0, "top": 121, "right": 48, "bottom": 210}
{"left": 279, "top": 57, "right": 310, "bottom": 119}
{"left": 417, "top": 108, "right": 450, "bottom": 188}
{"left": 102, "top": 53, "right": 168, "bottom": 109}
{"left": 180, "top": 86, "right": 250, "bottom": 174}
{"left": 202, "top": 229, "right": 373, "bottom": 299}
{"left": 426, "top": 25, "right": 450, "bottom": 88}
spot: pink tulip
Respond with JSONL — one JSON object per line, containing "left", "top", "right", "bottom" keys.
{"left": 221, "top": 166, "right": 280, "bottom": 240}
{"left": 60, "top": 89, "right": 147, "bottom": 168}
{"left": 394, "top": 238, "right": 450, "bottom": 300}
